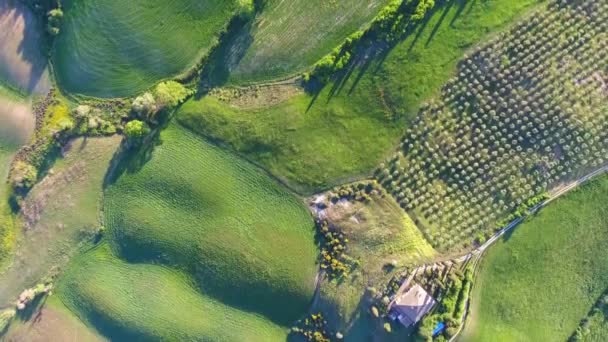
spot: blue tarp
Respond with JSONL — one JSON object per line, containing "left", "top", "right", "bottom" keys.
{"left": 432, "top": 322, "right": 446, "bottom": 336}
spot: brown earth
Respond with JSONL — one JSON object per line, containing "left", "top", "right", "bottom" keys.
{"left": 5, "top": 305, "right": 104, "bottom": 342}
{"left": 0, "top": 96, "right": 34, "bottom": 147}
{"left": 0, "top": 0, "right": 50, "bottom": 94}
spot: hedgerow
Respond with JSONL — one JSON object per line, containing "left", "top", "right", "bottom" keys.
{"left": 417, "top": 266, "right": 472, "bottom": 341}
{"left": 305, "top": 0, "right": 438, "bottom": 83}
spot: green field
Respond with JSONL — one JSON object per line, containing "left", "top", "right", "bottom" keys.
{"left": 223, "top": 0, "right": 390, "bottom": 84}
{"left": 462, "top": 175, "right": 608, "bottom": 341}
{"left": 181, "top": 0, "right": 540, "bottom": 194}
{"left": 0, "top": 88, "right": 33, "bottom": 266}
{"left": 0, "top": 136, "right": 120, "bottom": 306}
{"left": 57, "top": 123, "right": 318, "bottom": 340}
{"left": 53, "top": 0, "right": 243, "bottom": 97}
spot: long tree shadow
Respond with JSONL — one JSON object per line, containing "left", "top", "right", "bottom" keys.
{"left": 195, "top": 15, "right": 255, "bottom": 99}
{"left": 316, "top": 0, "right": 476, "bottom": 103}
{"left": 425, "top": 0, "right": 458, "bottom": 47}
{"left": 102, "top": 109, "right": 174, "bottom": 188}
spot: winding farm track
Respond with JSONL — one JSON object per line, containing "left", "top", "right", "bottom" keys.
{"left": 448, "top": 164, "right": 608, "bottom": 341}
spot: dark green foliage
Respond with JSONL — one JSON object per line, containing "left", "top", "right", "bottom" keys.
{"left": 290, "top": 313, "right": 332, "bottom": 342}
{"left": 416, "top": 266, "right": 472, "bottom": 341}
{"left": 316, "top": 220, "right": 358, "bottom": 279}
{"left": 124, "top": 120, "right": 149, "bottom": 140}
{"left": 327, "top": 180, "right": 385, "bottom": 204}
{"left": 46, "top": 8, "right": 63, "bottom": 36}
{"left": 306, "top": 0, "right": 437, "bottom": 83}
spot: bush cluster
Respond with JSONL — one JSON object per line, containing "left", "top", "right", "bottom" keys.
{"left": 290, "top": 313, "right": 333, "bottom": 342}
{"left": 417, "top": 267, "right": 472, "bottom": 341}
{"left": 327, "top": 180, "right": 385, "bottom": 204}
{"left": 316, "top": 220, "right": 358, "bottom": 279}
{"left": 377, "top": 0, "right": 608, "bottom": 250}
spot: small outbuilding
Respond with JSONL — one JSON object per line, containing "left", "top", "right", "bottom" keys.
{"left": 389, "top": 284, "right": 436, "bottom": 327}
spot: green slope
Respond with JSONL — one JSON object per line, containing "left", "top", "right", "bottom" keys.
{"left": 225, "top": 0, "right": 391, "bottom": 84}
{"left": 53, "top": 0, "right": 243, "bottom": 97}
{"left": 463, "top": 176, "right": 608, "bottom": 341}
{"left": 58, "top": 245, "right": 289, "bottom": 341}
{"left": 179, "top": 0, "right": 541, "bottom": 194}
{"left": 57, "top": 123, "right": 318, "bottom": 340}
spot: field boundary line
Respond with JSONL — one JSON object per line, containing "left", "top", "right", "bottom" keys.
{"left": 449, "top": 163, "right": 608, "bottom": 342}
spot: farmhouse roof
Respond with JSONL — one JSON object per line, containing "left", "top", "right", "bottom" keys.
{"left": 392, "top": 284, "right": 436, "bottom": 327}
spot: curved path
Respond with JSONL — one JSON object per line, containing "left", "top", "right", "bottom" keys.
{"left": 448, "top": 164, "right": 608, "bottom": 341}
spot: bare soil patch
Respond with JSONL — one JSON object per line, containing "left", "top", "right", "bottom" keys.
{"left": 0, "top": 96, "right": 34, "bottom": 147}
{"left": 5, "top": 305, "right": 104, "bottom": 342}
{"left": 0, "top": 0, "right": 50, "bottom": 94}
{"left": 208, "top": 80, "right": 304, "bottom": 109}
{"left": 0, "top": 136, "right": 120, "bottom": 306}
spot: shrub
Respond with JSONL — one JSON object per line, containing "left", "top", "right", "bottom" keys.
{"left": 0, "top": 309, "right": 16, "bottom": 333}
{"left": 154, "top": 81, "right": 192, "bottom": 109}
{"left": 11, "top": 161, "right": 37, "bottom": 191}
{"left": 236, "top": 0, "right": 255, "bottom": 19}
{"left": 131, "top": 92, "right": 157, "bottom": 119}
{"left": 46, "top": 8, "right": 63, "bottom": 36}
{"left": 124, "top": 120, "right": 149, "bottom": 140}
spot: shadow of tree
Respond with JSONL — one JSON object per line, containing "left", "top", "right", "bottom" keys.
{"left": 313, "top": 0, "right": 475, "bottom": 104}
{"left": 195, "top": 16, "right": 256, "bottom": 99}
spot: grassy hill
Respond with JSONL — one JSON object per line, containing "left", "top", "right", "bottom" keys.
{"left": 179, "top": 0, "right": 540, "bottom": 194}
{"left": 58, "top": 244, "right": 289, "bottom": 341}
{"left": 57, "top": 123, "right": 318, "bottom": 340}
{"left": 462, "top": 175, "right": 608, "bottom": 341}
{"left": 0, "top": 136, "right": 120, "bottom": 306}
{"left": 224, "top": 0, "right": 390, "bottom": 84}
{"left": 0, "top": 87, "right": 33, "bottom": 266}
{"left": 53, "top": 0, "right": 245, "bottom": 98}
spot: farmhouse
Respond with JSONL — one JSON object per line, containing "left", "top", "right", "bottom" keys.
{"left": 389, "top": 284, "right": 436, "bottom": 327}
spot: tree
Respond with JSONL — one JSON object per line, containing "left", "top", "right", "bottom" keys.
{"left": 236, "top": 0, "right": 255, "bottom": 19}
{"left": 47, "top": 8, "right": 63, "bottom": 36}
{"left": 154, "top": 81, "right": 191, "bottom": 109}
{"left": 131, "top": 93, "right": 157, "bottom": 120}
{"left": 124, "top": 120, "right": 149, "bottom": 140}
{"left": 11, "top": 161, "right": 37, "bottom": 190}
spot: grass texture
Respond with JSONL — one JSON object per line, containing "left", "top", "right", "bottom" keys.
{"left": 181, "top": 0, "right": 540, "bottom": 194}
{"left": 53, "top": 0, "right": 241, "bottom": 97}
{"left": 463, "top": 175, "right": 608, "bottom": 342}
{"left": 0, "top": 136, "right": 120, "bottom": 306}
{"left": 226, "top": 0, "right": 390, "bottom": 84}
{"left": 0, "top": 88, "right": 32, "bottom": 268}
{"left": 57, "top": 123, "right": 318, "bottom": 340}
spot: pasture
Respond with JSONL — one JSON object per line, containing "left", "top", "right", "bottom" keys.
{"left": 0, "top": 89, "right": 33, "bottom": 266}
{"left": 57, "top": 123, "right": 318, "bottom": 339}
{"left": 462, "top": 175, "right": 608, "bottom": 341}
{"left": 225, "top": 0, "right": 390, "bottom": 84}
{"left": 0, "top": 136, "right": 120, "bottom": 306}
{"left": 180, "top": 0, "right": 540, "bottom": 194}
{"left": 53, "top": 0, "right": 242, "bottom": 97}
{"left": 0, "top": 0, "right": 50, "bottom": 95}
